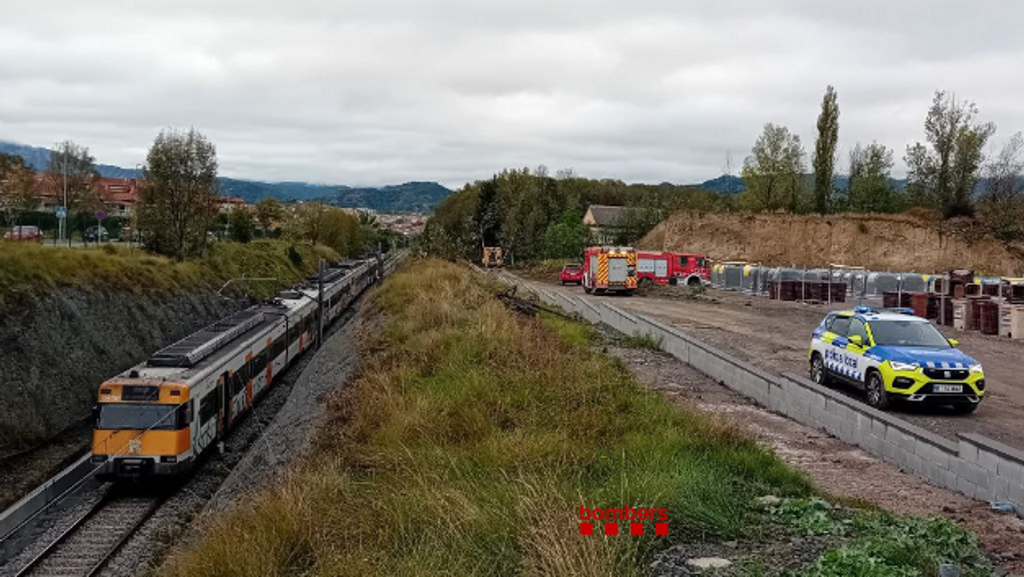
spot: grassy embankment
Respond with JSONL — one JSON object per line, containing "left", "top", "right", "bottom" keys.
{"left": 0, "top": 240, "right": 339, "bottom": 307}
{"left": 161, "top": 260, "right": 990, "bottom": 576}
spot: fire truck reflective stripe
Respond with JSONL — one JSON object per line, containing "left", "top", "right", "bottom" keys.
{"left": 597, "top": 256, "right": 609, "bottom": 285}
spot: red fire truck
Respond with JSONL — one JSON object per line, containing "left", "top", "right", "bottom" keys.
{"left": 581, "top": 246, "right": 638, "bottom": 295}
{"left": 636, "top": 251, "right": 710, "bottom": 286}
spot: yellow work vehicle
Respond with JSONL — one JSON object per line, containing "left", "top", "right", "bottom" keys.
{"left": 482, "top": 247, "right": 504, "bottom": 268}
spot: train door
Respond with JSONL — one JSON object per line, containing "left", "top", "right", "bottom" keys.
{"left": 220, "top": 371, "right": 231, "bottom": 431}
{"left": 197, "top": 381, "right": 221, "bottom": 453}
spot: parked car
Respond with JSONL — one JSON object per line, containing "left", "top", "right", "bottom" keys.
{"left": 3, "top": 225, "right": 44, "bottom": 242}
{"left": 808, "top": 306, "right": 984, "bottom": 412}
{"left": 559, "top": 263, "right": 584, "bottom": 285}
{"left": 119, "top": 226, "right": 139, "bottom": 242}
{"left": 84, "top": 226, "right": 110, "bottom": 242}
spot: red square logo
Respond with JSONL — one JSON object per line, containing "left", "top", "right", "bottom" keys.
{"left": 604, "top": 523, "right": 618, "bottom": 536}
{"left": 655, "top": 522, "right": 669, "bottom": 536}
{"left": 579, "top": 522, "right": 593, "bottom": 535}
{"left": 630, "top": 523, "right": 644, "bottom": 535}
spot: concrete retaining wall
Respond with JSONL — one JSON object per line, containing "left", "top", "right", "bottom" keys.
{"left": 514, "top": 280, "right": 1024, "bottom": 517}
{"left": 0, "top": 453, "right": 92, "bottom": 540}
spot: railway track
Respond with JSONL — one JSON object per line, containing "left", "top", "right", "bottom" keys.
{"left": 15, "top": 490, "right": 165, "bottom": 577}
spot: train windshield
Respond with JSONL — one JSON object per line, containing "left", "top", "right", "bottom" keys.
{"left": 96, "top": 404, "right": 185, "bottom": 430}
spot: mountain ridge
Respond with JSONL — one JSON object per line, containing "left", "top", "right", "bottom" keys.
{"left": 0, "top": 141, "right": 450, "bottom": 213}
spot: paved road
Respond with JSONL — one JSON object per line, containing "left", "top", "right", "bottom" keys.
{"left": 517, "top": 274, "right": 1024, "bottom": 452}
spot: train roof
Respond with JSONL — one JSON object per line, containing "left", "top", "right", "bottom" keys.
{"left": 109, "top": 259, "right": 374, "bottom": 386}
{"left": 122, "top": 295, "right": 310, "bottom": 383}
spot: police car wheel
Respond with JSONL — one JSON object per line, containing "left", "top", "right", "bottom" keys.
{"left": 866, "top": 372, "right": 891, "bottom": 410}
{"left": 810, "top": 354, "right": 830, "bottom": 386}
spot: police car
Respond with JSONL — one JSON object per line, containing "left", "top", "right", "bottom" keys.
{"left": 808, "top": 306, "right": 985, "bottom": 412}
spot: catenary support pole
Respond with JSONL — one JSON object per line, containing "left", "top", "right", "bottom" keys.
{"left": 317, "top": 258, "right": 325, "bottom": 349}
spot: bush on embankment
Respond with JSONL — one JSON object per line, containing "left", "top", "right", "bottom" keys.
{"left": 161, "top": 259, "right": 812, "bottom": 576}
{"left": 0, "top": 240, "right": 338, "bottom": 455}
{"left": 0, "top": 240, "right": 339, "bottom": 307}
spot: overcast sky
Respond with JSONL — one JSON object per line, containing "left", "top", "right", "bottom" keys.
{"left": 2, "top": 1, "right": 1022, "bottom": 188}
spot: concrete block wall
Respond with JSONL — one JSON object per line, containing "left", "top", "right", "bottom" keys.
{"left": 516, "top": 284, "right": 1024, "bottom": 517}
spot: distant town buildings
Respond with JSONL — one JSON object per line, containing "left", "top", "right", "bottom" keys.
{"left": 215, "top": 197, "right": 246, "bottom": 214}
{"left": 374, "top": 212, "right": 427, "bottom": 236}
{"left": 24, "top": 170, "right": 427, "bottom": 235}
{"left": 34, "top": 176, "right": 140, "bottom": 218}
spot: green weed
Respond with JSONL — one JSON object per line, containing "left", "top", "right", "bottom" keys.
{"left": 621, "top": 332, "right": 664, "bottom": 351}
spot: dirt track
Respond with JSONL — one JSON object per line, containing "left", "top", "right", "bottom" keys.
{"left": 601, "top": 331, "right": 1024, "bottom": 573}
{"left": 527, "top": 275, "right": 1024, "bottom": 452}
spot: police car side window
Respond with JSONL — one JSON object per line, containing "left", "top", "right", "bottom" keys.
{"left": 849, "top": 319, "right": 869, "bottom": 344}
{"left": 828, "top": 316, "right": 850, "bottom": 336}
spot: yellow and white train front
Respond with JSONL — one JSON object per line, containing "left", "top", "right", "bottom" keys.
{"left": 91, "top": 381, "right": 194, "bottom": 479}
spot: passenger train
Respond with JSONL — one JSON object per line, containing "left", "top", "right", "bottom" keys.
{"left": 90, "top": 255, "right": 387, "bottom": 479}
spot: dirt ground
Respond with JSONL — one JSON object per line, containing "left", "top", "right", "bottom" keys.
{"left": 602, "top": 332, "right": 1024, "bottom": 574}
{"left": 640, "top": 211, "right": 1024, "bottom": 276}
{"left": 532, "top": 276, "right": 1024, "bottom": 453}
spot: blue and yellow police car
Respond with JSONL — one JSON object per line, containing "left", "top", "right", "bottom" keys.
{"left": 808, "top": 306, "right": 985, "bottom": 412}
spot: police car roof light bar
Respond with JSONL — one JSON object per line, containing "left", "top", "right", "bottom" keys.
{"left": 879, "top": 307, "right": 916, "bottom": 316}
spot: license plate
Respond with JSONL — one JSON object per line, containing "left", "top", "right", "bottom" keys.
{"left": 933, "top": 384, "right": 963, "bottom": 393}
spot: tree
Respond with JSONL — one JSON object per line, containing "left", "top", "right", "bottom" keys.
{"left": 541, "top": 208, "right": 589, "bottom": 259}
{"left": 284, "top": 202, "right": 364, "bottom": 256}
{"left": 978, "top": 133, "right": 1024, "bottom": 241}
{"left": 45, "top": 141, "right": 97, "bottom": 241}
{"left": 847, "top": 143, "right": 900, "bottom": 213}
{"left": 254, "top": 197, "right": 284, "bottom": 236}
{"left": 137, "top": 129, "right": 219, "bottom": 260}
{"left": 904, "top": 91, "right": 995, "bottom": 218}
{"left": 811, "top": 86, "right": 840, "bottom": 214}
{"left": 228, "top": 206, "right": 255, "bottom": 243}
{"left": 613, "top": 204, "right": 663, "bottom": 245}
{"left": 0, "top": 154, "right": 37, "bottom": 229}
{"left": 741, "top": 124, "right": 806, "bottom": 212}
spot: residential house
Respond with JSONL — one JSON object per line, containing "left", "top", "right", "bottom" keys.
{"left": 582, "top": 204, "right": 629, "bottom": 244}
{"left": 34, "top": 175, "right": 139, "bottom": 218}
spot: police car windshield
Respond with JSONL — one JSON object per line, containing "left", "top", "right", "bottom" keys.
{"left": 870, "top": 320, "right": 950, "bottom": 348}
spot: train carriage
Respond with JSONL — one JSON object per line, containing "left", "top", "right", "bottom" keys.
{"left": 91, "top": 257, "right": 380, "bottom": 479}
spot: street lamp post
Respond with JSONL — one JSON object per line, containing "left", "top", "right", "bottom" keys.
{"left": 62, "top": 151, "right": 70, "bottom": 247}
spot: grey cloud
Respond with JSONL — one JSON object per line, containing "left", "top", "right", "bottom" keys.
{"left": 1, "top": 0, "right": 1023, "bottom": 188}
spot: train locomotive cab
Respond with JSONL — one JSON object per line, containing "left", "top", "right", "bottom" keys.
{"left": 91, "top": 380, "right": 194, "bottom": 479}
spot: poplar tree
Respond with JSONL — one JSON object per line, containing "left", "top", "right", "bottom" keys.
{"left": 812, "top": 86, "right": 839, "bottom": 214}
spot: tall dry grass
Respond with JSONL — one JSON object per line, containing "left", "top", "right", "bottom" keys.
{"left": 161, "top": 260, "right": 811, "bottom": 577}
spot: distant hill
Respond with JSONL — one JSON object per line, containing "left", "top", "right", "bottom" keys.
{"left": 699, "top": 175, "right": 744, "bottom": 194}
{"left": 318, "top": 182, "right": 452, "bottom": 213}
{"left": 698, "top": 174, "right": 908, "bottom": 194}
{"left": 0, "top": 141, "right": 451, "bottom": 213}
{"left": 220, "top": 178, "right": 452, "bottom": 213}
{"left": 0, "top": 140, "right": 139, "bottom": 178}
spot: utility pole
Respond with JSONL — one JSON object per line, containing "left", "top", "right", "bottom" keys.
{"left": 63, "top": 151, "right": 70, "bottom": 248}
{"left": 317, "top": 258, "right": 325, "bottom": 349}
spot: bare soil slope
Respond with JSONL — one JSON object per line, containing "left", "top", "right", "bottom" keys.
{"left": 641, "top": 211, "right": 1024, "bottom": 275}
